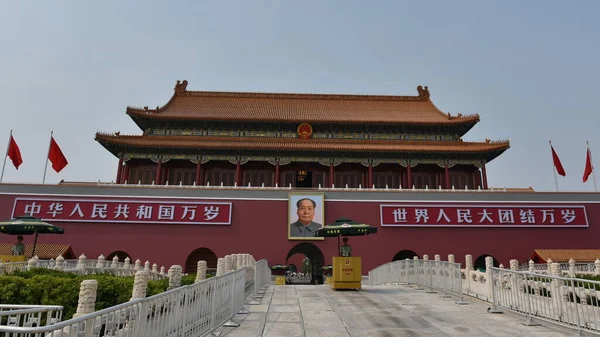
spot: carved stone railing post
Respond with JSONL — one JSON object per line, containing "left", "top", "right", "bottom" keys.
{"left": 464, "top": 254, "right": 473, "bottom": 293}
{"left": 77, "top": 254, "right": 87, "bottom": 273}
{"left": 232, "top": 254, "right": 238, "bottom": 270}
{"left": 54, "top": 255, "right": 64, "bottom": 270}
{"left": 595, "top": 259, "right": 600, "bottom": 276}
{"left": 546, "top": 258, "right": 553, "bottom": 274}
{"left": 130, "top": 271, "right": 150, "bottom": 301}
{"left": 195, "top": 261, "right": 207, "bottom": 283}
{"left": 568, "top": 258, "right": 576, "bottom": 277}
{"left": 167, "top": 265, "right": 182, "bottom": 290}
{"left": 465, "top": 254, "right": 473, "bottom": 270}
{"left": 448, "top": 254, "right": 455, "bottom": 264}
{"left": 27, "top": 257, "right": 37, "bottom": 271}
{"left": 423, "top": 254, "right": 429, "bottom": 261}
{"left": 528, "top": 260, "right": 535, "bottom": 273}
{"left": 110, "top": 256, "right": 119, "bottom": 269}
{"left": 237, "top": 254, "right": 244, "bottom": 270}
{"left": 152, "top": 263, "right": 158, "bottom": 274}
{"left": 434, "top": 254, "right": 440, "bottom": 261}
{"left": 96, "top": 254, "right": 105, "bottom": 269}
{"left": 485, "top": 256, "right": 494, "bottom": 300}
{"left": 225, "top": 255, "right": 232, "bottom": 272}
{"left": 160, "top": 266, "right": 166, "bottom": 276}
{"left": 216, "top": 257, "right": 226, "bottom": 276}
{"left": 144, "top": 261, "right": 150, "bottom": 272}
{"left": 134, "top": 259, "right": 142, "bottom": 272}
{"left": 0, "top": 262, "right": 4, "bottom": 275}
{"left": 123, "top": 257, "right": 131, "bottom": 271}
{"left": 550, "top": 262, "right": 564, "bottom": 315}
{"left": 73, "top": 280, "right": 98, "bottom": 317}
{"left": 509, "top": 259, "right": 518, "bottom": 271}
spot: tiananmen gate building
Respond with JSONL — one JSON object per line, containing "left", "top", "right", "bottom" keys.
{"left": 0, "top": 80, "right": 598, "bottom": 283}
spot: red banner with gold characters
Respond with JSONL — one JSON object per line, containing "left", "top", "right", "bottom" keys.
{"left": 12, "top": 198, "right": 232, "bottom": 225}
{"left": 380, "top": 203, "right": 588, "bottom": 227}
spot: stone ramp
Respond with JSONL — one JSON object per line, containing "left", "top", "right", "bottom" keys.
{"left": 213, "top": 284, "right": 582, "bottom": 337}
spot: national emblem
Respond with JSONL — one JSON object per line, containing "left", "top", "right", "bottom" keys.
{"left": 297, "top": 123, "right": 313, "bottom": 139}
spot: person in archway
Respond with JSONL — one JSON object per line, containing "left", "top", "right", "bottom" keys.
{"left": 289, "top": 198, "right": 323, "bottom": 238}
{"left": 12, "top": 236, "right": 25, "bottom": 256}
{"left": 340, "top": 237, "right": 352, "bottom": 257}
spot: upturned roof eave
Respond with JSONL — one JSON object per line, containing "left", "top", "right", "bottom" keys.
{"left": 126, "top": 110, "right": 480, "bottom": 128}
{"left": 95, "top": 135, "right": 509, "bottom": 163}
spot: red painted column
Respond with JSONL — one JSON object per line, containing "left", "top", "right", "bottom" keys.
{"left": 275, "top": 160, "right": 280, "bottom": 187}
{"left": 472, "top": 171, "right": 478, "bottom": 190}
{"left": 155, "top": 160, "right": 162, "bottom": 185}
{"left": 368, "top": 163, "right": 373, "bottom": 188}
{"left": 444, "top": 163, "right": 450, "bottom": 189}
{"left": 122, "top": 162, "right": 130, "bottom": 184}
{"left": 116, "top": 157, "right": 124, "bottom": 184}
{"left": 481, "top": 162, "right": 488, "bottom": 189}
{"left": 406, "top": 162, "right": 412, "bottom": 188}
{"left": 195, "top": 161, "right": 202, "bottom": 185}
{"left": 329, "top": 163, "right": 334, "bottom": 187}
{"left": 236, "top": 159, "right": 241, "bottom": 186}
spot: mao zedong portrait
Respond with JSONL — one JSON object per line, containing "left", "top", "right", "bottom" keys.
{"left": 289, "top": 198, "right": 323, "bottom": 238}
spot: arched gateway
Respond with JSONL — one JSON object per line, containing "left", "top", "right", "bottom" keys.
{"left": 286, "top": 243, "right": 325, "bottom": 284}
{"left": 106, "top": 250, "right": 132, "bottom": 263}
{"left": 185, "top": 248, "right": 218, "bottom": 274}
{"left": 392, "top": 250, "right": 419, "bottom": 261}
{"left": 474, "top": 254, "right": 500, "bottom": 270}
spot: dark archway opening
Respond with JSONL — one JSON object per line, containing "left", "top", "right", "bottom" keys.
{"left": 106, "top": 250, "right": 132, "bottom": 263}
{"left": 392, "top": 250, "right": 419, "bottom": 261}
{"left": 185, "top": 248, "right": 218, "bottom": 274}
{"left": 286, "top": 242, "right": 325, "bottom": 285}
{"left": 474, "top": 254, "right": 500, "bottom": 271}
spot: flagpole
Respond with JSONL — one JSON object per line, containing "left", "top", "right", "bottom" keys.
{"left": 588, "top": 141, "right": 598, "bottom": 192}
{"left": 42, "top": 130, "right": 53, "bottom": 184}
{"left": 550, "top": 140, "right": 559, "bottom": 192}
{"left": 0, "top": 130, "right": 12, "bottom": 183}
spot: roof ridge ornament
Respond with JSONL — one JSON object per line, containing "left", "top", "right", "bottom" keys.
{"left": 417, "top": 85, "right": 430, "bottom": 99}
{"left": 175, "top": 80, "right": 188, "bottom": 95}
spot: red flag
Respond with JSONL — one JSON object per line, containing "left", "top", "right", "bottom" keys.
{"left": 583, "top": 147, "right": 594, "bottom": 183}
{"left": 551, "top": 144, "right": 566, "bottom": 176}
{"left": 7, "top": 135, "right": 23, "bottom": 169}
{"left": 48, "top": 137, "right": 68, "bottom": 173}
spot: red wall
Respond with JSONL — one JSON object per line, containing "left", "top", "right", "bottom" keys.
{"left": 1, "top": 192, "right": 598, "bottom": 274}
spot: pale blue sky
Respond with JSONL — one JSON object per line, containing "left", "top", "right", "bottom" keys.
{"left": 0, "top": 1, "right": 598, "bottom": 192}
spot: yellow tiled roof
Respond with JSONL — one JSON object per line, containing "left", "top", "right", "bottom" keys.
{"left": 126, "top": 81, "right": 480, "bottom": 125}
{"left": 533, "top": 249, "right": 600, "bottom": 263}
{"left": 0, "top": 244, "right": 74, "bottom": 260}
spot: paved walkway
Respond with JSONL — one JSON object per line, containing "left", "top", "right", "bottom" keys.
{"left": 213, "top": 283, "right": 589, "bottom": 337}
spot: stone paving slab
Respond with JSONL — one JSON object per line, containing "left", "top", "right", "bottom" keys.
{"left": 213, "top": 283, "right": 590, "bottom": 337}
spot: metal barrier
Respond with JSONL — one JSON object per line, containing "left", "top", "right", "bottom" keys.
{"left": 251, "top": 260, "right": 271, "bottom": 301}
{"left": 0, "top": 259, "right": 271, "bottom": 337}
{"left": 0, "top": 305, "right": 63, "bottom": 328}
{"left": 491, "top": 267, "right": 600, "bottom": 335}
{"left": 368, "top": 259, "right": 464, "bottom": 300}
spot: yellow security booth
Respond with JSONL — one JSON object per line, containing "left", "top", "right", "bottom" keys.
{"left": 313, "top": 217, "right": 377, "bottom": 290}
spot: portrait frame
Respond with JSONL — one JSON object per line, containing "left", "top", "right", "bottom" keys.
{"left": 287, "top": 192, "right": 325, "bottom": 241}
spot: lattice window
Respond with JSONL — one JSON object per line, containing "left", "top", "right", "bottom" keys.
{"left": 128, "top": 166, "right": 156, "bottom": 185}
{"left": 334, "top": 171, "right": 365, "bottom": 188}
{"left": 205, "top": 168, "right": 235, "bottom": 186}
{"left": 372, "top": 171, "right": 400, "bottom": 189}
{"left": 168, "top": 168, "right": 195, "bottom": 185}
{"left": 450, "top": 173, "right": 474, "bottom": 189}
